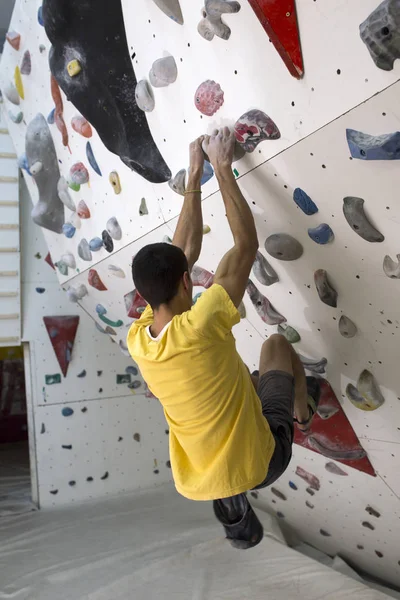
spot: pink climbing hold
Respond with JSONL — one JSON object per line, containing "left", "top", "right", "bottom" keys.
{"left": 88, "top": 269, "right": 107, "bottom": 291}
{"left": 234, "top": 109, "right": 280, "bottom": 153}
{"left": 77, "top": 199, "right": 91, "bottom": 219}
{"left": 295, "top": 466, "right": 320, "bottom": 491}
{"left": 71, "top": 115, "right": 93, "bottom": 138}
{"left": 69, "top": 162, "right": 89, "bottom": 185}
{"left": 6, "top": 31, "right": 21, "bottom": 51}
{"left": 191, "top": 265, "right": 214, "bottom": 289}
{"left": 194, "top": 80, "right": 224, "bottom": 116}
{"left": 20, "top": 50, "right": 31, "bottom": 75}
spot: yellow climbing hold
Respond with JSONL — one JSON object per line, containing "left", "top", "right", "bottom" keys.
{"left": 14, "top": 66, "right": 24, "bottom": 100}
{"left": 109, "top": 171, "right": 121, "bottom": 195}
{"left": 67, "top": 59, "right": 82, "bottom": 77}
{"left": 203, "top": 224, "right": 211, "bottom": 234}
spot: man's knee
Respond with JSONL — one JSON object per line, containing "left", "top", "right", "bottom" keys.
{"left": 262, "top": 333, "right": 290, "bottom": 353}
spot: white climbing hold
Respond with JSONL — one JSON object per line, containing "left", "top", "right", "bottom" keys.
{"left": 57, "top": 177, "right": 75, "bottom": 211}
{"left": 78, "top": 238, "right": 92, "bottom": 261}
{"left": 108, "top": 265, "right": 126, "bottom": 278}
{"left": 135, "top": 80, "right": 155, "bottom": 112}
{"left": 106, "top": 216, "right": 122, "bottom": 240}
{"left": 30, "top": 161, "right": 43, "bottom": 175}
{"left": 139, "top": 197, "right": 148, "bottom": 216}
{"left": 4, "top": 82, "right": 20, "bottom": 105}
{"left": 168, "top": 168, "right": 186, "bottom": 195}
{"left": 149, "top": 56, "right": 178, "bottom": 87}
{"left": 69, "top": 211, "right": 82, "bottom": 229}
{"left": 67, "top": 284, "right": 88, "bottom": 303}
{"left": 61, "top": 252, "right": 76, "bottom": 269}
{"left": 383, "top": 253, "right": 400, "bottom": 279}
{"left": 198, "top": 0, "right": 241, "bottom": 42}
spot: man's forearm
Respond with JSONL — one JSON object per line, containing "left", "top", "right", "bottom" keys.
{"left": 216, "top": 167, "right": 258, "bottom": 251}
{"left": 172, "top": 172, "right": 203, "bottom": 269}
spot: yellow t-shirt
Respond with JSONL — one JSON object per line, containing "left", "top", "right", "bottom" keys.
{"left": 127, "top": 284, "right": 275, "bottom": 501}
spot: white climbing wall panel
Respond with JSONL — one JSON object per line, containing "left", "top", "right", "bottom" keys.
{"left": 0, "top": 0, "right": 400, "bottom": 587}
{"left": 20, "top": 180, "right": 171, "bottom": 508}
{"left": 0, "top": 105, "right": 20, "bottom": 347}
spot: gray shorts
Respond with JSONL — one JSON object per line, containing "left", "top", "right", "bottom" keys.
{"left": 253, "top": 370, "right": 295, "bottom": 490}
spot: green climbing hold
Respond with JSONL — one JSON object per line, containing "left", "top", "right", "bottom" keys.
{"left": 278, "top": 323, "right": 300, "bottom": 343}
{"left": 68, "top": 180, "right": 81, "bottom": 192}
{"left": 117, "top": 374, "right": 131, "bottom": 384}
{"left": 139, "top": 197, "right": 148, "bottom": 215}
{"left": 46, "top": 374, "right": 61, "bottom": 385}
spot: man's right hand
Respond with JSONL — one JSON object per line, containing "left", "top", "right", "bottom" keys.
{"left": 202, "top": 127, "right": 235, "bottom": 172}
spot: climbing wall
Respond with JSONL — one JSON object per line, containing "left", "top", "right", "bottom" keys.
{"left": 1, "top": 0, "right": 400, "bottom": 587}
{"left": 20, "top": 179, "right": 171, "bottom": 508}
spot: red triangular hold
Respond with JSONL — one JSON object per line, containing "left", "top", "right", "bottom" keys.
{"left": 43, "top": 316, "right": 80, "bottom": 377}
{"left": 44, "top": 252, "right": 55, "bottom": 270}
{"left": 247, "top": 0, "right": 304, "bottom": 79}
{"left": 294, "top": 379, "right": 376, "bottom": 477}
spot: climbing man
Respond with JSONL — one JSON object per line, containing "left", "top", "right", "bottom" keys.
{"left": 127, "top": 128, "right": 320, "bottom": 548}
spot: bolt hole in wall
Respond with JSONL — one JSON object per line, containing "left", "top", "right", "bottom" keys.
{"left": 0, "top": 345, "right": 34, "bottom": 516}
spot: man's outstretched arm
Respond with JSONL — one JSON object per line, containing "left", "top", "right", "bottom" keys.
{"left": 172, "top": 136, "right": 205, "bottom": 271}
{"left": 205, "top": 128, "right": 258, "bottom": 307}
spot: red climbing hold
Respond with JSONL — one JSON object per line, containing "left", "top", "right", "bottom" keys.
{"left": 77, "top": 199, "right": 91, "bottom": 219}
{"left": 294, "top": 378, "right": 375, "bottom": 477}
{"left": 51, "top": 75, "right": 69, "bottom": 147}
{"left": 44, "top": 252, "right": 55, "bottom": 270}
{"left": 124, "top": 289, "right": 148, "bottom": 318}
{"left": 247, "top": 0, "right": 304, "bottom": 79}
{"left": 43, "top": 316, "right": 80, "bottom": 377}
{"left": 88, "top": 269, "right": 107, "bottom": 291}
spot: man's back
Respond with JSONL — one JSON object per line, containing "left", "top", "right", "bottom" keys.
{"left": 127, "top": 284, "right": 275, "bottom": 500}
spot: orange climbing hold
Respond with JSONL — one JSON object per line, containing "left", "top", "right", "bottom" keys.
{"left": 71, "top": 115, "right": 92, "bottom": 138}
{"left": 50, "top": 75, "right": 69, "bottom": 148}
{"left": 77, "top": 199, "right": 91, "bottom": 219}
{"left": 6, "top": 31, "right": 21, "bottom": 51}
{"left": 88, "top": 269, "right": 107, "bottom": 291}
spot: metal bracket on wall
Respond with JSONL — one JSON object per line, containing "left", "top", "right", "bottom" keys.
{"left": 247, "top": 0, "right": 304, "bottom": 79}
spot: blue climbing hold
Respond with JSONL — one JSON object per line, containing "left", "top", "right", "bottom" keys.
{"left": 62, "top": 223, "right": 76, "bottom": 238}
{"left": 86, "top": 141, "right": 102, "bottom": 176}
{"left": 36, "top": 287, "right": 45, "bottom": 293}
{"left": 128, "top": 380, "right": 142, "bottom": 389}
{"left": 47, "top": 108, "right": 55, "bottom": 125}
{"left": 96, "top": 304, "right": 107, "bottom": 316}
{"left": 293, "top": 188, "right": 318, "bottom": 215}
{"left": 38, "top": 5, "right": 44, "bottom": 25}
{"left": 18, "top": 154, "right": 32, "bottom": 176}
{"left": 289, "top": 481, "right": 298, "bottom": 490}
{"left": 62, "top": 407, "right": 74, "bottom": 417}
{"left": 308, "top": 223, "right": 334, "bottom": 245}
{"left": 89, "top": 237, "right": 103, "bottom": 251}
{"left": 346, "top": 128, "right": 400, "bottom": 160}
{"left": 201, "top": 160, "right": 214, "bottom": 185}
{"left": 193, "top": 292, "right": 203, "bottom": 304}
{"left": 77, "top": 369, "right": 87, "bottom": 378}
{"left": 277, "top": 511, "right": 285, "bottom": 518}
{"left": 125, "top": 366, "right": 138, "bottom": 376}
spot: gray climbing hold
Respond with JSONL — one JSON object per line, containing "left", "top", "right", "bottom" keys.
{"left": 4, "top": 83, "right": 20, "bottom": 105}
{"left": 277, "top": 323, "right": 300, "bottom": 344}
{"left": 62, "top": 407, "right": 74, "bottom": 417}
{"left": 325, "top": 462, "right": 348, "bottom": 476}
{"left": 139, "top": 197, "right": 148, "bottom": 216}
{"left": 358, "top": 370, "right": 385, "bottom": 410}
{"left": 317, "top": 406, "right": 339, "bottom": 420}
{"left": 366, "top": 505, "right": 381, "bottom": 518}
{"left": 89, "top": 237, "right": 103, "bottom": 252}
{"left": 314, "top": 269, "right": 338, "bottom": 308}
{"left": 360, "top": 0, "right": 400, "bottom": 71}
{"left": 149, "top": 56, "right": 177, "bottom": 87}
{"left": 78, "top": 238, "right": 92, "bottom": 261}
{"left": 108, "top": 265, "right": 125, "bottom": 278}
{"left": 168, "top": 169, "right": 186, "bottom": 195}
{"left": 67, "top": 284, "right": 88, "bottom": 303}
{"left": 346, "top": 128, "right": 400, "bottom": 160}
{"left": 252, "top": 250, "right": 279, "bottom": 286}
{"left": 298, "top": 353, "right": 327, "bottom": 375}
{"left": 383, "top": 254, "right": 400, "bottom": 278}
{"left": 198, "top": 0, "right": 241, "bottom": 41}
{"left": 61, "top": 252, "right": 76, "bottom": 269}
{"left": 135, "top": 80, "right": 155, "bottom": 112}
{"left": 339, "top": 315, "right": 357, "bottom": 338}
{"left": 246, "top": 279, "right": 286, "bottom": 325}
{"left": 308, "top": 435, "right": 366, "bottom": 460}
{"left": 271, "top": 487, "right": 287, "bottom": 501}
{"left": 238, "top": 301, "right": 246, "bottom": 319}
{"left": 264, "top": 233, "right": 303, "bottom": 261}
{"left": 308, "top": 223, "right": 334, "bottom": 245}
{"left": 151, "top": 0, "right": 184, "bottom": 24}
{"left": 8, "top": 110, "right": 23, "bottom": 124}
{"left": 57, "top": 177, "right": 75, "bottom": 211}
{"left": 102, "top": 230, "right": 114, "bottom": 252}
{"left": 21, "top": 50, "right": 32, "bottom": 75}
{"left": 293, "top": 188, "right": 318, "bottom": 215}
{"left": 343, "top": 197, "right": 384, "bottom": 243}
{"left": 107, "top": 216, "right": 122, "bottom": 240}
{"left": 26, "top": 114, "right": 64, "bottom": 233}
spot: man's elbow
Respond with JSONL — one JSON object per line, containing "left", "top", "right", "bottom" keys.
{"left": 236, "top": 240, "right": 258, "bottom": 259}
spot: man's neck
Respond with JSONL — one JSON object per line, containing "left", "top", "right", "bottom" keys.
{"left": 151, "top": 297, "right": 190, "bottom": 337}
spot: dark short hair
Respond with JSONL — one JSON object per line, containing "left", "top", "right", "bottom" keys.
{"left": 132, "top": 243, "right": 188, "bottom": 309}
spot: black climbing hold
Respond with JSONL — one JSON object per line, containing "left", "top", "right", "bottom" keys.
{"left": 102, "top": 230, "right": 114, "bottom": 252}
{"left": 166, "top": 460, "right": 171, "bottom": 468}
{"left": 69, "top": 480, "right": 76, "bottom": 486}
{"left": 153, "top": 469, "right": 159, "bottom": 474}
{"left": 77, "top": 369, "right": 87, "bottom": 378}
{"left": 320, "top": 529, "right": 331, "bottom": 537}
{"left": 43, "top": 0, "right": 171, "bottom": 183}
{"left": 362, "top": 521, "right": 375, "bottom": 530}
{"left": 271, "top": 487, "right": 287, "bottom": 501}
{"left": 365, "top": 505, "right": 381, "bottom": 518}
{"left": 86, "top": 476, "right": 93, "bottom": 482}
{"left": 62, "top": 444, "right": 72, "bottom": 449}
{"left": 250, "top": 491, "right": 258, "bottom": 499}
{"left": 118, "top": 436, "right": 123, "bottom": 442}
{"left": 306, "top": 487, "right": 315, "bottom": 496}
{"left": 50, "top": 489, "right": 58, "bottom": 495}
{"left": 375, "top": 550, "right": 383, "bottom": 558}
{"left": 40, "top": 423, "right": 46, "bottom": 434}
{"left": 165, "top": 429, "right": 169, "bottom": 434}
{"left": 81, "top": 407, "right": 87, "bottom": 413}
{"left": 97, "top": 370, "right": 102, "bottom": 376}
{"left": 133, "top": 433, "right": 141, "bottom": 442}
{"left": 100, "top": 471, "right": 109, "bottom": 480}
